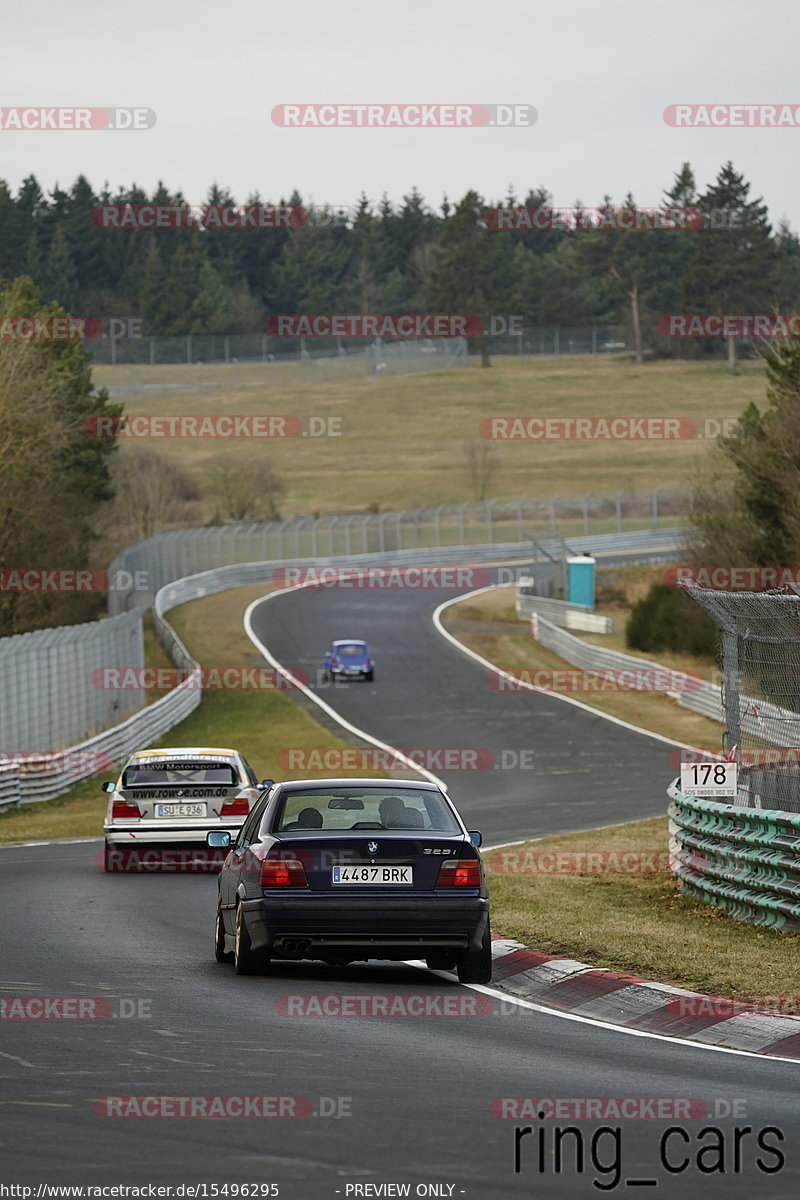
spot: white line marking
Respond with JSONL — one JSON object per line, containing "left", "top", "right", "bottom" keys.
{"left": 243, "top": 585, "right": 446, "bottom": 788}
{"left": 0, "top": 837, "right": 102, "bottom": 852}
{"left": 404, "top": 962, "right": 800, "bottom": 1065}
{"left": 432, "top": 584, "right": 709, "bottom": 753}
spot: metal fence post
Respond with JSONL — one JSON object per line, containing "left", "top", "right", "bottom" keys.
{"left": 720, "top": 629, "right": 741, "bottom": 759}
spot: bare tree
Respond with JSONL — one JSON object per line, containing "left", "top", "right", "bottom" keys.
{"left": 105, "top": 447, "right": 194, "bottom": 541}
{"left": 208, "top": 457, "right": 285, "bottom": 523}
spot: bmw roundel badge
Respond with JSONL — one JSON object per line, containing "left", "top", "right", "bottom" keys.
{"left": 368, "top": 841, "right": 379, "bottom": 854}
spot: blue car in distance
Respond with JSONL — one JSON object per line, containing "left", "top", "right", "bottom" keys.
{"left": 323, "top": 639, "right": 375, "bottom": 681}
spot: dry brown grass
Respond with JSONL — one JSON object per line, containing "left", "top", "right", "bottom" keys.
{"left": 92, "top": 356, "right": 765, "bottom": 515}
{"left": 490, "top": 818, "right": 800, "bottom": 997}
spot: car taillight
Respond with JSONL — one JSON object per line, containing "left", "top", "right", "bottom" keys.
{"left": 112, "top": 800, "right": 141, "bottom": 819}
{"left": 436, "top": 858, "right": 481, "bottom": 887}
{"left": 260, "top": 851, "right": 308, "bottom": 888}
{"left": 220, "top": 797, "right": 250, "bottom": 816}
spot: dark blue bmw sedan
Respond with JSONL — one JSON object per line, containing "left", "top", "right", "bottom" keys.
{"left": 208, "top": 777, "right": 491, "bottom": 983}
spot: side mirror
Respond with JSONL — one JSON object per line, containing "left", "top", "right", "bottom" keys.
{"left": 468, "top": 830, "right": 483, "bottom": 848}
{"left": 207, "top": 831, "right": 232, "bottom": 848}
{"left": 101, "top": 781, "right": 116, "bottom": 793}
{"left": 259, "top": 779, "right": 275, "bottom": 790}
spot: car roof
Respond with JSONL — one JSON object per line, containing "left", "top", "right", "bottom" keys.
{"left": 332, "top": 639, "right": 367, "bottom": 646}
{"left": 277, "top": 777, "right": 441, "bottom": 792}
{"left": 128, "top": 747, "right": 239, "bottom": 760}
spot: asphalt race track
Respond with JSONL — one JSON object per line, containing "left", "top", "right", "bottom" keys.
{"left": 2, "top": 573, "right": 799, "bottom": 1197}
{"left": 248, "top": 569, "right": 686, "bottom": 843}
{"left": 1, "top": 838, "right": 799, "bottom": 1198}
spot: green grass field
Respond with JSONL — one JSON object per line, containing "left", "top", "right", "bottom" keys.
{"left": 92, "top": 355, "right": 764, "bottom": 516}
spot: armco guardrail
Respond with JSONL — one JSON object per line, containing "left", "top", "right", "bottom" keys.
{"left": 516, "top": 594, "right": 596, "bottom": 626}
{"left": 1, "top": 528, "right": 684, "bottom": 808}
{"left": 0, "top": 763, "right": 21, "bottom": 814}
{"left": 110, "top": 524, "right": 685, "bottom": 614}
{"left": 669, "top": 792, "right": 800, "bottom": 931}
{"left": 530, "top": 610, "right": 715, "bottom": 701}
{"left": 529, "top": 609, "right": 800, "bottom": 773}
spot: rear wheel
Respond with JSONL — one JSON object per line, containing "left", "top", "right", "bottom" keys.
{"left": 215, "top": 902, "right": 233, "bottom": 963}
{"left": 365, "top": 670, "right": 374, "bottom": 681}
{"left": 456, "top": 923, "right": 492, "bottom": 985}
{"left": 234, "top": 904, "right": 267, "bottom": 975}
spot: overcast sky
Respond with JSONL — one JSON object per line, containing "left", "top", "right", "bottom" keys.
{"left": 2, "top": 0, "right": 798, "bottom": 229}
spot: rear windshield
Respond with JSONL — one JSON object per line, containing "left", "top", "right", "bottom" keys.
{"left": 122, "top": 761, "right": 237, "bottom": 787}
{"left": 272, "top": 787, "right": 460, "bottom": 833}
{"left": 336, "top": 644, "right": 366, "bottom": 657}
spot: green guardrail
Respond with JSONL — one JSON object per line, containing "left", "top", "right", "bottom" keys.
{"left": 668, "top": 793, "right": 800, "bottom": 932}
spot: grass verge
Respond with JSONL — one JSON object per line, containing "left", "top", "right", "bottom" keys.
{"left": 488, "top": 817, "right": 800, "bottom": 999}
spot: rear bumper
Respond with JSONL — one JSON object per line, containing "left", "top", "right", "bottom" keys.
{"left": 240, "top": 894, "right": 489, "bottom": 957}
{"left": 104, "top": 821, "right": 243, "bottom": 847}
